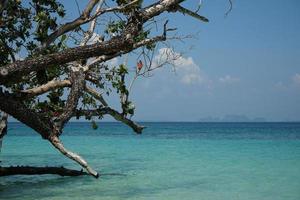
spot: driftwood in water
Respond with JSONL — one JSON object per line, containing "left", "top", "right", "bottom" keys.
{"left": 0, "top": 166, "right": 88, "bottom": 177}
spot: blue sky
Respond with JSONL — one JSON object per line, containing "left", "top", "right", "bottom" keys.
{"left": 128, "top": 0, "right": 300, "bottom": 121}
{"left": 16, "top": 0, "right": 299, "bottom": 122}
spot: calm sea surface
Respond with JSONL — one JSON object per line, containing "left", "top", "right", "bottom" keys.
{"left": 0, "top": 122, "right": 300, "bottom": 200}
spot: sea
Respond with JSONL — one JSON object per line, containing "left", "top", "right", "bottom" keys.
{"left": 0, "top": 122, "right": 300, "bottom": 200}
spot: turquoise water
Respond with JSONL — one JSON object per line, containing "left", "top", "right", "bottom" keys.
{"left": 1, "top": 122, "right": 300, "bottom": 200}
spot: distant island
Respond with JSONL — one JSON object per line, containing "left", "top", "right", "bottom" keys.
{"left": 199, "top": 115, "right": 267, "bottom": 122}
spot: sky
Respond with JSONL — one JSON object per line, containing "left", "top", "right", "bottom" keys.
{"left": 63, "top": 0, "right": 300, "bottom": 122}
{"left": 126, "top": 0, "right": 300, "bottom": 122}
{"left": 13, "top": 0, "right": 300, "bottom": 122}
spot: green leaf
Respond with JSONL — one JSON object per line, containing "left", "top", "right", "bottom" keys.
{"left": 61, "top": 34, "right": 67, "bottom": 42}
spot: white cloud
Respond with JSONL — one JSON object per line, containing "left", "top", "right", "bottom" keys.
{"left": 219, "top": 75, "right": 240, "bottom": 84}
{"left": 292, "top": 73, "right": 300, "bottom": 85}
{"left": 274, "top": 74, "right": 300, "bottom": 90}
{"left": 154, "top": 48, "right": 205, "bottom": 85}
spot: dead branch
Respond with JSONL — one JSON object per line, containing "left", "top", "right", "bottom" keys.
{"left": 75, "top": 108, "right": 144, "bottom": 134}
{"left": 80, "top": 1, "right": 104, "bottom": 46}
{"left": 177, "top": 5, "right": 209, "bottom": 22}
{"left": 21, "top": 79, "right": 71, "bottom": 97}
{"left": 49, "top": 135, "right": 99, "bottom": 178}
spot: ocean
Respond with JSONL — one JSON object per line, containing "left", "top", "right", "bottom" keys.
{"left": 0, "top": 122, "right": 300, "bottom": 200}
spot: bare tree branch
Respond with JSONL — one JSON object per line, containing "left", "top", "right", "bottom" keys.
{"left": 44, "top": 0, "right": 139, "bottom": 47}
{"left": 225, "top": 0, "right": 233, "bottom": 17}
{"left": 80, "top": 1, "right": 104, "bottom": 46}
{"left": 21, "top": 79, "right": 71, "bottom": 97}
{"left": 49, "top": 135, "right": 99, "bottom": 178}
{"left": 75, "top": 108, "right": 144, "bottom": 134}
{"left": 85, "top": 85, "right": 108, "bottom": 107}
{"left": 177, "top": 5, "right": 209, "bottom": 22}
{"left": 43, "top": 0, "right": 100, "bottom": 47}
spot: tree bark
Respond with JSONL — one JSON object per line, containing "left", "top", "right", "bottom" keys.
{"left": 49, "top": 135, "right": 99, "bottom": 178}
{"left": 0, "top": 112, "right": 7, "bottom": 138}
{"left": 0, "top": 36, "right": 128, "bottom": 84}
{"left": 55, "top": 69, "right": 85, "bottom": 132}
{"left": 0, "top": 91, "right": 52, "bottom": 139}
{"left": 0, "top": 112, "right": 8, "bottom": 158}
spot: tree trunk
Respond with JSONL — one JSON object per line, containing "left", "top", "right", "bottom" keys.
{"left": 0, "top": 166, "right": 87, "bottom": 177}
{"left": 0, "top": 112, "right": 8, "bottom": 159}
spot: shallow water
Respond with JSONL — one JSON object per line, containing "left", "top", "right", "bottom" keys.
{"left": 1, "top": 122, "right": 300, "bottom": 200}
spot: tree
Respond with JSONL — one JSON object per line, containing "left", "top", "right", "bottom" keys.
{"left": 0, "top": 0, "right": 209, "bottom": 178}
